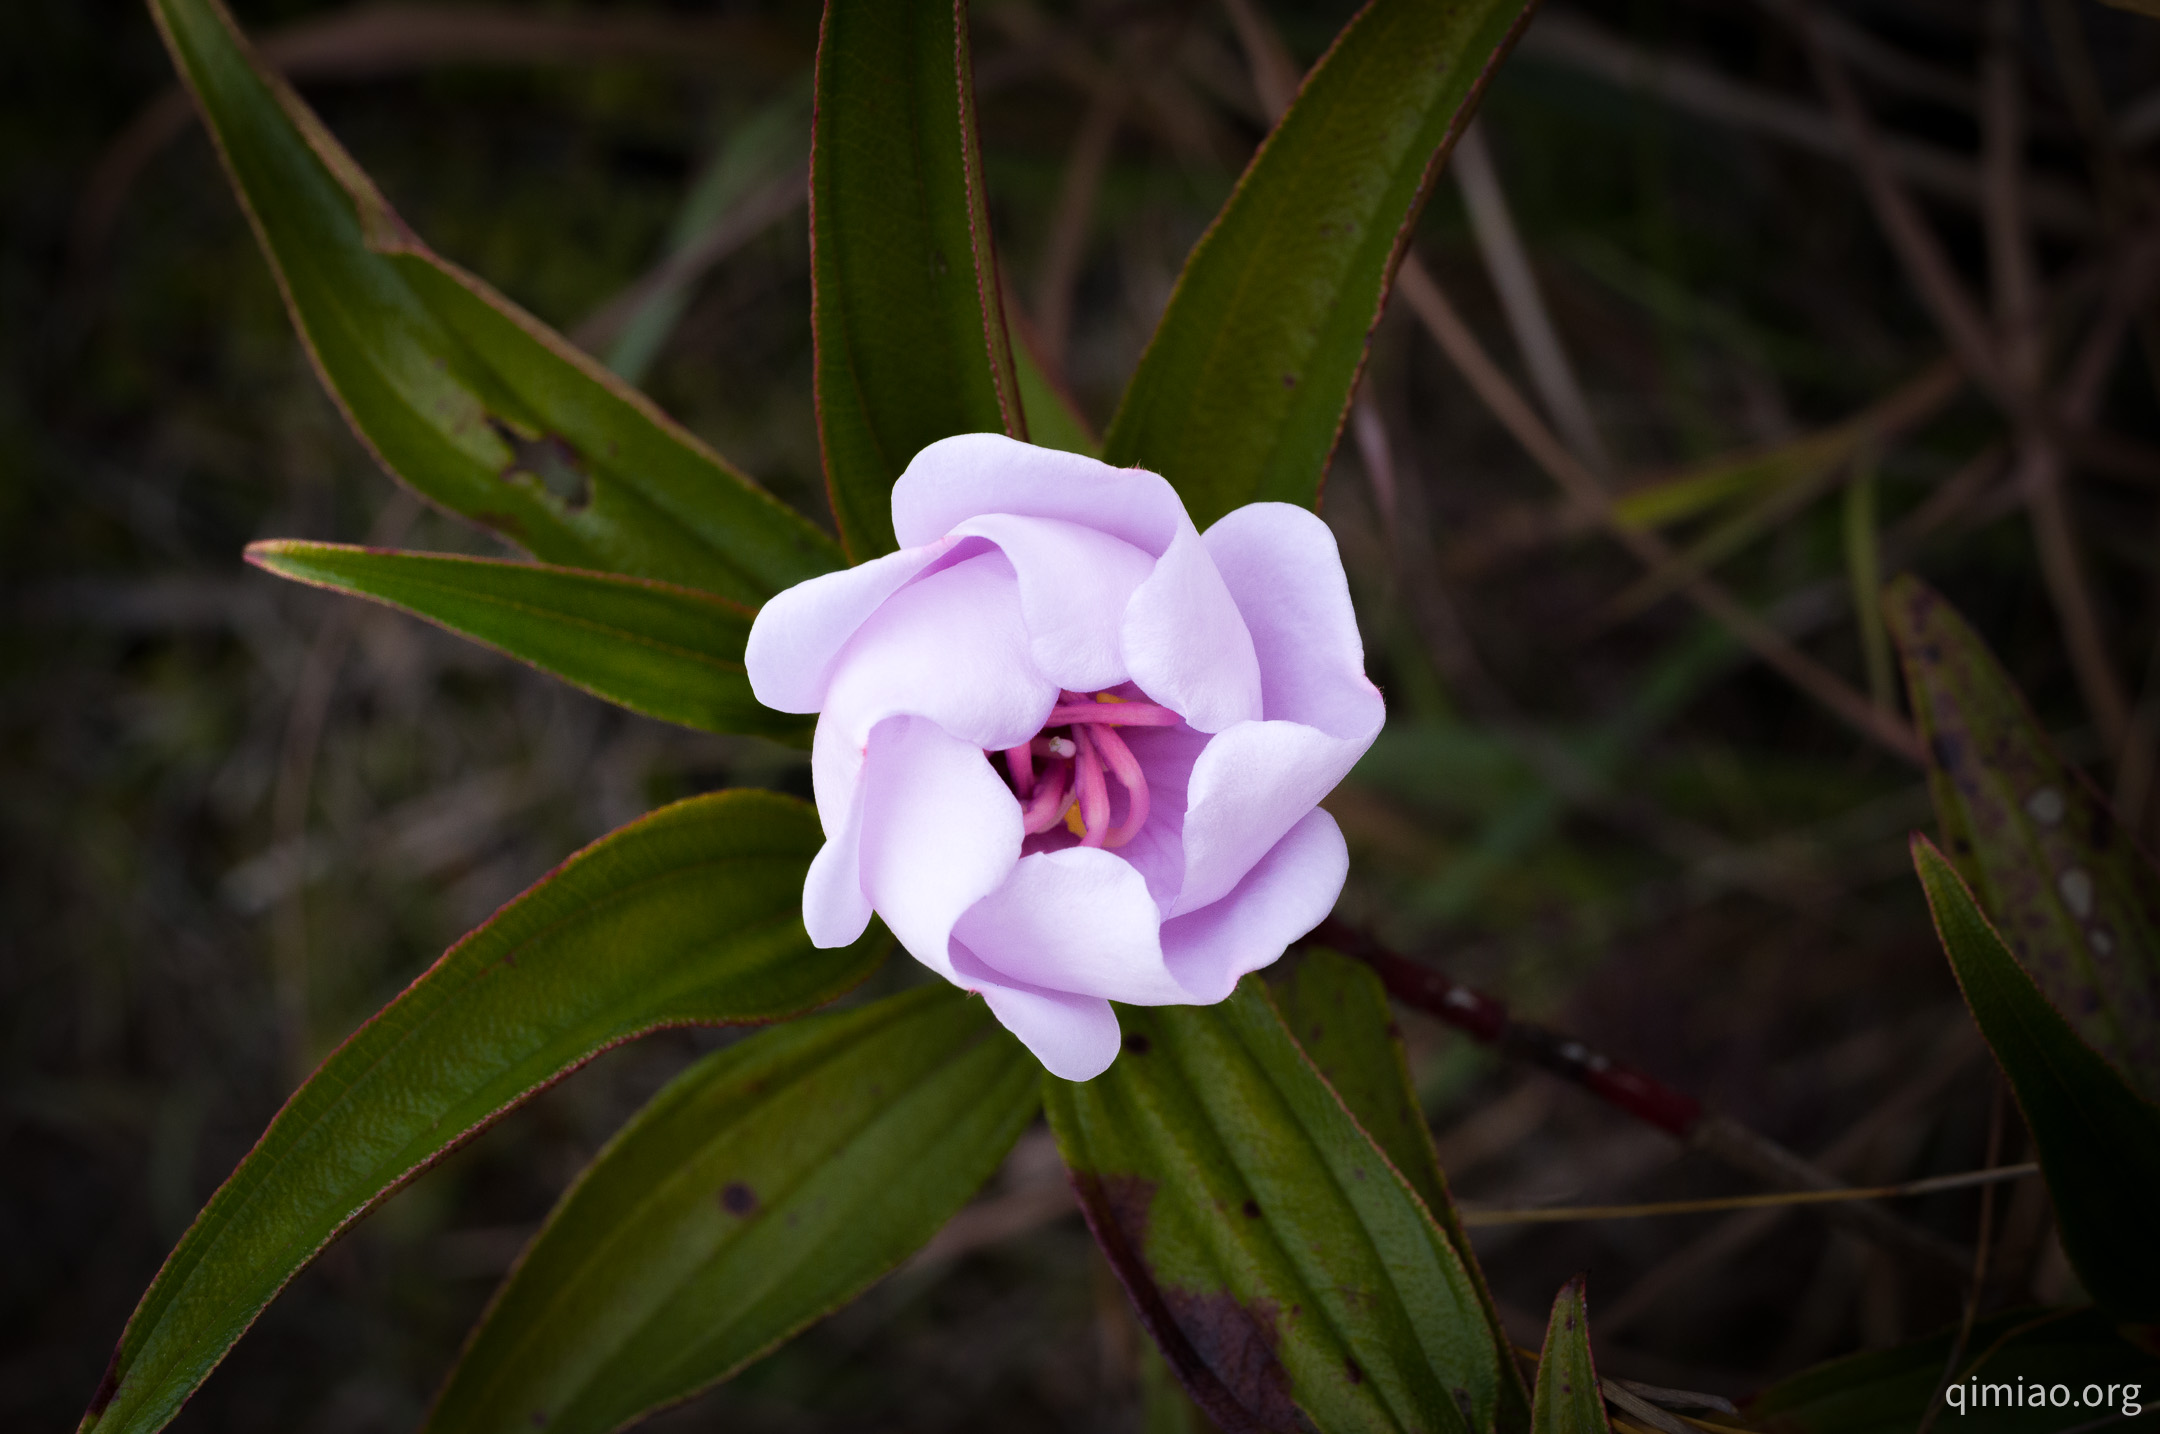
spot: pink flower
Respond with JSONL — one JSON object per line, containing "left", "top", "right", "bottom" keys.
{"left": 746, "top": 435, "right": 1384, "bottom": 1079}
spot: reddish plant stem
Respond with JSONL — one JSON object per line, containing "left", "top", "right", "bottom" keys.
{"left": 1309, "top": 916, "right": 1973, "bottom": 1273}
{"left": 1312, "top": 916, "right": 1702, "bottom": 1135}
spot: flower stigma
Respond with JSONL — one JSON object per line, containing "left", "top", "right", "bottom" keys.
{"left": 990, "top": 690, "right": 1177, "bottom": 849}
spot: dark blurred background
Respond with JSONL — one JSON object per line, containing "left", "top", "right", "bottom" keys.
{"left": 6, "top": 0, "right": 2159, "bottom": 1428}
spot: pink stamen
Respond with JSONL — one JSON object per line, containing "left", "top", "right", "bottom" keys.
{"left": 1020, "top": 759, "right": 1072, "bottom": 834}
{"left": 1090, "top": 723, "right": 1151, "bottom": 848}
{"left": 1003, "top": 742, "right": 1035, "bottom": 797}
{"left": 1071, "top": 725, "right": 1111, "bottom": 848}
{"left": 1046, "top": 701, "right": 1180, "bottom": 727}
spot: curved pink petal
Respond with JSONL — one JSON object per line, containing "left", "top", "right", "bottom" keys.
{"left": 946, "top": 514, "right": 1155, "bottom": 693}
{"left": 746, "top": 539, "right": 954, "bottom": 713}
{"left": 1121, "top": 524, "right": 1262, "bottom": 734}
{"left": 892, "top": 433, "right": 1186, "bottom": 557}
{"left": 952, "top": 940, "right": 1124, "bottom": 1081}
{"left": 857, "top": 716, "right": 1022, "bottom": 982}
{"left": 1172, "top": 720, "right": 1372, "bottom": 917}
{"left": 823, "top": 549, "right": 1058, "bottom": 753}
{"left": 1162, "top": 809, "right": 1347, "bottom": 1002}
{"left": 953, "top": 847, "right": 1186, "bottom": 1004}
{"left": 801, "top": 802, "right": 872, "bottom": 948}
{"left": 1202, "top": 503, "right": 1384, "bottom": 738}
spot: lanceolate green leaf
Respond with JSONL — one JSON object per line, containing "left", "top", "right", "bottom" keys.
{"left": 246, "top": 542, "right": 809, "bottom": 743}
{"left": 1273, "top": 948, "right": 1530, "bottom": 1430}
{"left": 1102, "top": 0, "right": 1534, "bottom": 527}
{"left": 1045, "top": 980, "right": 1508, "bottom": 1434}
{"left": 80, "top": 791, "right": 883, "bottom": 1434}
{"left": 1885, "top": 575, "right": 2160, "bottom": 1101}
{"left": 810, "top": 0, "right": 1023, "bottom": 560}
{"left": 150, "top": 0, "right": 841, "bottom": 602}
{"left": 1530, "top": 1280, "right": 1610, "bottom": 1434}
{"left": 1912, "top": 836, "right": 2160, "bottom": 1322}
{"left": 425, "top": 986, "right": 1036, "bottom": 1434}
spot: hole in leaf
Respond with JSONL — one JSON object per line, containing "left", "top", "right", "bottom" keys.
{"left": 488, "top": 417, "right": 591, "bottom": 512}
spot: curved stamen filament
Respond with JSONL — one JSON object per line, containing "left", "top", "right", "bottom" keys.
{"left": 1020, "top": 758, "right": 1072, "bottom": 834}
{"left": 1003, "top": 742, "right": 1035, "bottom": 797}
{"left": 1070, "top": 725, "right": 1111, "bottom": 847}
{"left": 1045, "top": 701, "right": 1179, "bottom": 727}
{"left": 1090, "top": 722, "right": 1150, "bottom": 848}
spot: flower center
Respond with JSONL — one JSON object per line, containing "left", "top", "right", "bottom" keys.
{"left": 992, "top": 690, "right": 1178, "bottom": 849}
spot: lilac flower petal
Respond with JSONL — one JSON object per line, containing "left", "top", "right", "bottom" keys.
{"left": 953, "top": 940, "right": 1123, "bottom": 1080}
{"left": 1162, "top": 809, "right": 1347, "bottom": 1002}
{"left": 746, "top": 539, "right": 954, "bottom": 713}
{"left": 953, "top": 847, "right": 1186, "bottom": 1004}
{"left": 823, "top": 550, "right": 1058, "bottom": 753}
{"left": 1121, "top": 524, "right": 1262, "bottom": 733}
{"left": 1202, "top": 503, "right": 1385, "bottom": 739}
{"left": 1172, "top": 720, "right": 1371, "bottom": 916}
{"left": 857, "top": 716, "right": 1022, "bottom": 982}
{"left": 1111, "top": 723, "right": 1207, "bottom": 913}
{"left": 801, "top": 799, "right": 873, "bottom": 948}
{"left": 946, "top": 514, "right": 1155, "bottom": 692}
{"left": 892, "top": 433, "right": 1186, "bottom": 557}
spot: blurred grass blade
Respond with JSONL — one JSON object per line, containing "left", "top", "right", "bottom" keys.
{"left": 1011, "top": 312, "right": 1101, "bottom": 457}
{"left": 1609, "top": 361, "right": 1960, "bottom": 531}
{"left": 1530, "top": 1279, "right": 1610, "bottom": 1434}
{"left": 424, "top": 986, "right": 1036, "bottom": 1434}
{"left": 811, "top": 0, "right": 1023, "bottom": 560}
{"left": 80, "top": 791, "right": 884, "bottom": 1434}
{"left": 149, "top": 0, "right": 841, "bottom": 602}
{"left": 1045, "top": 980, "right": 1509, "bottom": 1434}
{"left": 246, "top": 542, "right": 809, "bottom": 742}
{"left": 1842, "top": 459, "right": 1894, "bottom": 711}
{"left": 1746, "top": 1306, "right": 2160, "bottom": 1433}
{"left": 603, "top": 85, "right": 813, "bottom": 386}
{"left": 1272, "top": 948, "right": 1531, "bottom": 1430}
{"left": 1101, "top": 0, "right": 1533, "bottom": 526}
{"left": 1912, "top": 835, "right": 2160, "bottom": 1322}
{"left": 1886, "top": 575, "right": 2160, "bottom": 1100}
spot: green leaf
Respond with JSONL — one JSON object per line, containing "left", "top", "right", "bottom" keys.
{"left": 1101, "top": 0, "right": 1533, "bottom": 526}
{"left": 80, "top": 790, "right": 882, "bottom": 1434}
{"left": 1044, "top": 980, "right": 1508, "bottom": 1434}
{"left": 1272, "top": 948, "right": 1531, "bottom": 1430}
{"left": 1013, "top": 325, "right": 1101, "bottom": 458}
{"left": 149, "top": 0, "right": 841, "bottom": 602}
{"left": 246, "top": 542, "right": 808, "bottom": 743}
{"left": 1885, "top": 575, "right": 2160, "bottom": 1102}
{"left": 1530, "top": 1279, "right": 1610, "bottom": 1434}
{"left": 1912, "top": 835, "right": 2160, "bottom": 1323}
{"left": 424, "top": 985, "right": 1036, "bottom": 1434}
{"left": 810, "top": 0, "right": 1024, "bottom": 560}
{"left": 1748, "top": 1306, "right": 2160, "bottom": 1433}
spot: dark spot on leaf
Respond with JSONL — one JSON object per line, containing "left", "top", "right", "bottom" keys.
{"left": 488, "top": 417, "right": 591, "bottom": 511}
{"left": 1124, "top": 1032, "right": 1152, "bottom": 1055}
{"left": 1281, "top": 373, "right": 1297, "bottom": 388}
{"left": 1160, "top": 1288, "right": 1298, "bottom": 1430}
{"left": 720, "top": 1182, "right": 758, "bottom": 1216}
{"left": 472, "top": 509, "right": 527, "bottom": 540}
{"left": 1344, "top": 1356, "right": 1363, "bottom": 1385}
{"left": 1305, "top": 1020, "right": 1324, "bottom": 1044}
{"left": 1242, "top": 1199, "right": 1261, "bottom": 1219}
{"left": 530, "top": 1413, "right": 547, "bottom": 1429}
